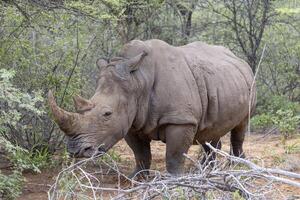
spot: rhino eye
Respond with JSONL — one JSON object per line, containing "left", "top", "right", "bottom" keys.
{"left": 103, "top": 111, "right": 112, "bottom": 117}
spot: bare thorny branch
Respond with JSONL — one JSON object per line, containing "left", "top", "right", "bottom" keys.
{"left": 48, "top": 144, "right": 300, "bottom": 200}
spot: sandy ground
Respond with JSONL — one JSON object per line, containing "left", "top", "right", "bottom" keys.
{"left": 9, "top": 133, "right": 300, "bottom": 199}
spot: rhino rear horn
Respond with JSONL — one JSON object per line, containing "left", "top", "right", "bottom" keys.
{"left": 73, "top": 95, "right": 95, "bottom": 113}
{"left": 122, "top": 51, "right": 147, "bottom": 72}
{"left": 48, "top": 90, "right": 78, "bottom": 135}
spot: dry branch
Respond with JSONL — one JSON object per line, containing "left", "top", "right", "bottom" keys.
{"left": 48, "top": 144, "right": 300, "bottom": 200}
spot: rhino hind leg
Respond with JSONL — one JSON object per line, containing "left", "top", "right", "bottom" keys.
{"left": 201, "top": 139, "right": 221, "bottom": 166}
{"left": 230, "top": 119, "right": 247, "bottom": 158}
{"left": 124, "top": 132, "right": 151, "bottom": 179}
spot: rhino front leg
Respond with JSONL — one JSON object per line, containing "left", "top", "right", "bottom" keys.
{"left": 165, "top": 124, "right": 195, "bottom": 175}
{"left": 125, "top": 132, "right": 151, "bottom": 178}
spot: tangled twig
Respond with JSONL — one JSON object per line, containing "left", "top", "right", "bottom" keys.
{"left": 48, "top": 144, "right": 300, "bottom": 200}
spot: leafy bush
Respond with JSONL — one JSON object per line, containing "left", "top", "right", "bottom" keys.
{"left": 0, "top": 136, "right": 52, "bottom": 199}
{"left": 251, "top": 113, "right": 273, "bottom": 130}
{"left": 0, "top": 69, "right": 53, "bottom": 199}
{"left": 0, "top": 137, "right": 52, "bottom": 173}
{"left": 0, "top": 69, "right": 45, "bottom": 148}
{"left": 251, "top": 95, "right": 299, "bottom": 136}
{"left": 0, "top": 69, "right": 54, "bottom": 172}
{"left": 258, "top": 95, "right": 299, "bottom": 115}
{"left": 272, "top": 109, "right": 300, "bottom": 136}
{"left": 0, "top": 170, "right": 24, "bottom": 200}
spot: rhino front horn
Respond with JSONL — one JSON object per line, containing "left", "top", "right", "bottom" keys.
{"left": 48, "top": 90, "right": 78, "bottom": 135}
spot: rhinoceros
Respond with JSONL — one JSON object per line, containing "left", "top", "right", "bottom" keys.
{"left": 48, "top": 39, "right": 256, "bottom": 176}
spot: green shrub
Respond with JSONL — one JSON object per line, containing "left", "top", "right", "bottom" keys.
{"left": 0, "top": 69, "right": 54, "bottom": 173}
{"left": 272, "top": 109, "right": 300, "bottom": 137}
{"left": 0, "top": 69, "right": 53, "bottom": 199}
{"left": 0, "top": 170, "right": 24, "bottom": 200}
{"left": 0, "top": 69, "right": 45, "bottom": 149}
{"left": 9, "top": 147, "right": 52, "bottom": 173}
{"left": 0, "top": 137, "right": 52, "bottom": 199}
{"left": 0, "top": 137, "right": 52, "bottom": 173}
{"left": 260, "top": 95, "right": 298, "bottom": 114}
{"left": 251, "top": 113, "right": 273, "bottom": 130}
{"left": 251, "top": 95, "right": 299, "bottom": 136}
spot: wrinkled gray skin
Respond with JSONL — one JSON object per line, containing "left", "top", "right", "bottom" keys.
{"left": 49, "top": 39, "right": 256, "bottom": 176}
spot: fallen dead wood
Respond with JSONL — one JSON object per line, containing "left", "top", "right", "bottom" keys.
{"left": 205, "top": 143, "right": 300, "bottom": 187}
{"left": 48, "top": 144, "right": 300, "bottom": 200}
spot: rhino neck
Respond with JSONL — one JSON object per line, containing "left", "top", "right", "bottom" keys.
{"left": 116, "top": 40, "right": 155, "bottom": 133}
{"left": 130, "top": 65, "right": 156, "bottom": 133}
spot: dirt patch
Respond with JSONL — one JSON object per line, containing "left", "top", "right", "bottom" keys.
{"left": 14, "top": 133, "right": 300, "bottom": 199}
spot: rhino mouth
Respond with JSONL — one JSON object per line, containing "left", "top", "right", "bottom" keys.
{"left": 69, "top": 145, "right": 107, "bottom": 158}
{"left": 67, "top": 132, "right": 122, "bottom": 158}
{"left": 67, "top": 134, "right": 107, "bottom": 158}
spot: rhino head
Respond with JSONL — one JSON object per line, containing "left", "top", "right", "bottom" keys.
{"left": 48, "top": 52, "right": 147, "bottom": 157}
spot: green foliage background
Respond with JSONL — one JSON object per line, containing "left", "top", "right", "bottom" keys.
{"left": 0, "top": 0, "right": 298, "bottom": 150}
{"left": 0, "top": 0, "right": 299, "bottom": 198}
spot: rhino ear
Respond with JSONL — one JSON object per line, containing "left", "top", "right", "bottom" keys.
{"left": 73, "top": 95, "right": 95, "bottom": 113}
{"left": 96, "top": 58, "right": 108, "bottom": 71}
{"left": 121, "top": 51, "right": 147, "bottom": 72}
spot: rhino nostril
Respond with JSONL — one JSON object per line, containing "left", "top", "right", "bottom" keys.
{"left": 84, "top": 146, "right": 92, "bottom": 152}
{"left": 81, "top": 146, "right": 95, "bottom": 157}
